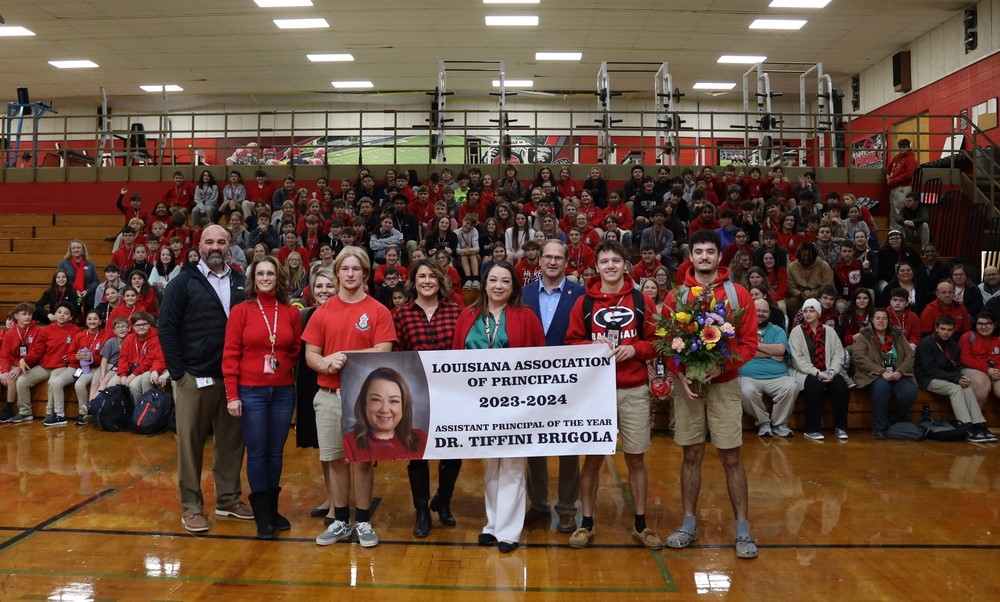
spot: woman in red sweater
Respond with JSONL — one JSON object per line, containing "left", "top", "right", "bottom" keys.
{"left": 223, "top": 256, "right": 303, "bottom": 539}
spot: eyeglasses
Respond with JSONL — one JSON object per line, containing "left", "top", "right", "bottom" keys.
{"left": 541, "top": 255, "right": 565, "bottom": 263}
{"left": 976, "top": 322, "right": 994, "bottom": 327}
{"left": 133, "top": 322, "right": 150, "bottom": 328}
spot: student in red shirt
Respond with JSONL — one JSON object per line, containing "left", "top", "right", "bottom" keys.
{"left": 117, "top": 312, "right": 164, "bottom": 401}
{"left": 565, "top": 228, "right": 596, "bottom": 281}
{"left": 514, "top": 240, "right": 543, "bottom": 286}
{"left": 44, "top": 309, "right": 105, "bottom": 426}
{"left": 1, "top": 303, "right": 40, "bottom": 418}
{"left": 276, "top": 232, "right": 310, "bottom": 265}
{"left": 688, "top": 204, "right": 721, "bottom": 238}
{"left": 163, "top": 171, "right": 194, "bottom": 213}
{"left": 887, "top": 288, "right": 921, "bottom": 348}
{"left": 107, "top": 288, "right": 141, "bottom": 336}
{"left": 12, "top": 303, "right": 79, "bottom": 426}
{"left": 631, "top": 245, "right": 662, "bottom": 283}
{"left": 574, "top": 213, "right": 601, "bottom": 249}
{"left": 116, "top": 188, "right": 150, "bottom": 228}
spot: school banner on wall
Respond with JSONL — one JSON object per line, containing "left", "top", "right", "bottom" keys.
{"left": 339, "top": 346, "right": 618, "bottom": 462}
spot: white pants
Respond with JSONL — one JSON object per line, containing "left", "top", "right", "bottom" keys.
{"left": 482, "top": 457, "right": 526, "bottom": 544}
{"left": 740, "top": 375, "right": 800, "bottom": 427}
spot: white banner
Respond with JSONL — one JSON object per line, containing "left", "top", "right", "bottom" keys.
{"left": 339, "top": 346, "right": 619, "bottom": 461}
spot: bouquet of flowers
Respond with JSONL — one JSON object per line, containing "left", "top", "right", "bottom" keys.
{"left": 654, "top": 284, "right": 746, "bottom": 397}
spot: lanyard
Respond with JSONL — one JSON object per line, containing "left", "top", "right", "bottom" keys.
{"left": 134, "top": 337, "right": 148, "bottom": 358}
{"left": 484, "top": 311, "right": 503, "bottom": 349}
{"left": 86, "top": 331, "right": 101, "bottom": 352}
{"left": 257, "top": 298, "right": 279, "bottom": 357}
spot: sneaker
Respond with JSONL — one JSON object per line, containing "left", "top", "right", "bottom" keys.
{"left": 666, "top": 527, "right": 699, "bottom": 549}
{"left": 773, "top": 424, "right": 794, "bottom": 438}
{"left": 834, "top": 428, "right": 849, "bottom": 440}
{"left": 8, "top": 413, "right": 33, "bottom": 424}
{"left": 316, "top": 520, "right": 352, "bottom": 545}
{"left": 803, "top": 431, "right": 824, "bottom": 441}
{"left": 735, "top": 536, "right": 758, "bottom": 559}
{"left": 568, "top": 527, "right": 595, "bottom": 549}
{"left": 75, "top": 415, "right": 90, "bottom": 427}
{"left": 557, "top": 513, "right": 577, "bottom": 533}
{"left": 43, "top": 414, "right": 67, "bottom": 427}
{"left": 981, "top": 427, "right": 998, "bottom": 443}
{"left": 967, "top": 430, "right": 990, "bottom": 443}
{"left": 463, "top": 281, "right": 473, "bottom": 289}
{"left": 757, "top": 423, "right": 773, "bottom": 437}
{"left": 182, "top": 513, "right": 210, "bottom": 533}
{"left": 354, "top": 521, "right": 379, "bottom": 548}
{"left": 632, "top": 527, "right": 664, "bottom": 550}
{"left": 215, "top": 500, "right": 254, "bottom": 520}
{"left": 472, "top": 281, "right": 481, "bottom": 289}
{"left": 871, "top": 430, "right": 886, "bottom": 440}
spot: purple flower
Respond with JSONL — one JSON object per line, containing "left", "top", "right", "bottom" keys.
{"left": 690, "top": 341, "right": 699, "bottom": 350}
{"left": 673, "top": 355, "right": 681, "bottom": 366}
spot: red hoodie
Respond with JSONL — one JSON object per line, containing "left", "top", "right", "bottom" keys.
{"left": 118, "top": 330, "right": 165, "bottom": 377}
{"left": 0, "top": 321, "right": 41, "bottom": 372}
{"left": 959, "top": 331, "right": 1000, "bottom": 373}
{"left": 68, "top": 329, "right": 107, "bottom": 369}
{"left": 24, "top": 321, "right": 79, "bottom": 370}
{"left": 661, "top": 266, "right": 758, "bottom": 383}
{"left": 888, "top": 308, "right": 921, "bottom": 346}
{"left": 565, "top": 275, "right": 658, "bottom": 389}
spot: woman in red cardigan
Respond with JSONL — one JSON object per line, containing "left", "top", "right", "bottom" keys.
{"left": 222, "top": 256, "right": 303, "bottom": 539}
{"left": 452, "top": 261, "right": 545, "bottom": 554}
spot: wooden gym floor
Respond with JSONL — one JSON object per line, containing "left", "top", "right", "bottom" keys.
{"left": 0, "top": 422, "right": 997, "bottom": 600}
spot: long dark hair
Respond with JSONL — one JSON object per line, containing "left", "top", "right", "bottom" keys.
{"left": 477, "top": 260, "right": 522, "bottom": 316}
{"left": 352, "top": 367, "right": 420, "bottom": 451}
{"left": 154, "top": 247, "right": 177, "bottom": 278}
{"left": 245, "top": 256, "right": 290, "bottom": 305}
{"left": 404, "top": 259, "right": 451, "bottom": 303}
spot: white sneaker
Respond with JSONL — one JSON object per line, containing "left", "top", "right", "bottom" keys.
{"left": 803, "top": 431, "right": 825, "bottom": 441}
{"left": 463, "top": 281, "right": 473, "bottom": 289}
{"left": 834, "top": 428, "right": 849, "bottom": 440}
{"left": 757, "top": 423, "right": 773, "bottom": 437}
{"left": 472, "top": 281, "right": 481, "bottom": 289}
{"left": 773, "top": 424, "right": 794, "bottom": 437}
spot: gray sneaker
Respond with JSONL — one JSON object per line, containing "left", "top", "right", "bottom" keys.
{"left": 757, "top": 423, "right": 773, "bottom": 437}
{"left": 735, "top": 536, "right": 758, "bottom": 559}
{"left": 665, "top": 527, "right": 699, "bottom": 549}
{"left": 8, "top": 413, "right": 33, "bottom": 424}
{"left": 316, "top": 520, "right": 352, "bottom": 546}
{"left": 834, "top": 428, "right": 849, "bottom": 440}
{"left": 773, "top": 424, "right": 794, "bottom": 437}
{"left": 803, "top": 431, "right": 825, "bottom": 441}
{"left": 43, "top": 414, "right": 67, "bottom": 427}
{"left": 355, "top": 521, "right": 379, "bottom": 547}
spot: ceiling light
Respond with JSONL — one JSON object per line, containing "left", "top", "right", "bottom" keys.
{"left": 331, "top": 80, "right": 373, "bottom": 89}
{"left": 273, "top": 18, "right": 329, "bottom": 29}
{"left": 485, "top": 15, "right": 539, "bottom": 26}
{"left": 0, "top": 26, "right": 35, "bottom": 37}
{"left": 693, "top": 82, "right": 737, "bottom": 90}
{"left": 48, "top": 60, "right": 99, "bottom": 69}
{"left": 483, "top": 0, "right": 539, "bottom": 3}
{"left": 307, "top": 53, "right": 354, "bottom": 62}
{"left": 536, "top": 52, "right": 582, "bottom": 61}
{"left": 749, "top": 19, "right": 807, "bottom": 30}
{"left": 253, "top": 0, "right": 312, "bottom": 8}
{"left": 768, "top": 1, "right": 830, "bottom": 7}
{"left": 140, "top": 84, "right": 184, "bottom": 92}
{"left": 718, "top": 55, "right": 767, "bottom": 64}
{"left": 254, "top": 0, "right": 313, "bottom": 6}
{"left": 493, "top": 79, "right": 533, "bottom": 87}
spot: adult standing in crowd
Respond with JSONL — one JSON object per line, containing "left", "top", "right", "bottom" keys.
{"left": 452, "top": 260, "right": 545, "bottom": 553}
{"left": 304, "top": 247, "right": 395, "bottom": 548}
{"left": 159, "top": 224, "right": 252, "bottom": 533}
{"left": 522, "top": 240, "right": 585, "bottom": 534}
{"left": 886, "top": 138, "right": 918, "bottom": 230}
{"left": 222, "top": 256, "right": 303, "bottom": 539}
{"left": 394, "top": 259, "right": 463, "bottom": 538}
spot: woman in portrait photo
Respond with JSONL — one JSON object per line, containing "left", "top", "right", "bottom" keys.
{"left": 343, "top": 367, "right": 428, "bottom": 463}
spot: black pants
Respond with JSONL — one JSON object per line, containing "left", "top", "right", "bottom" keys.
{"left": 803, "top": 374, "right": 850, "bottom": 432}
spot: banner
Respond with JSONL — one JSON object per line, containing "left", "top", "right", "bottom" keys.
{"left": 850, "top": 133, "right": 886, "bottom": 168}
{"left": 339, "top": 346, "right": 619, "bottom": 462}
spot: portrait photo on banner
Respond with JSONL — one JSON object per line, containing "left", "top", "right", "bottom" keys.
{"left": 340, "top": 352, "right": 431, "bottom": 463}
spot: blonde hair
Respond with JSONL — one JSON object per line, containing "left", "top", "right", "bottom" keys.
{"left": 63, "top": 239, "right": 91, "bottom": 261}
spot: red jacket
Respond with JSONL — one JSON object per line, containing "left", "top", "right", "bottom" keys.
{"left": 106, "top": 303, "right": 140, "bottom": 336}
{"left": 246, "top": 182, "right": 277, "bottom": 206}
{"left": 24, "top": 321, "right": 79, "bottom": 370}
{"left": 888, "top": 309, "right": 921, "bottom": 346}
{"left": 886, "top": 150, "right": 918, "bottom": 189}
{"left": 163, "top": 183, "right": 194, "bottom": 209}
{"left": 277, "top": 245, "right": 310, "bottom": 265}
{"left": 222, "top": 293, "right": 303, "bottom": 401}
{"left": 959, "top": 331, "right": 1000, "bottom": 373}
{"left": 557, "top": 178, "right": 583, "bottom": 199}
{"left": 661, "top": 267, "right": 758, "bottom": 384}
{"left": 0, "top": 321, "right": 41, "bottom": 371}
{"left": 604, "top": 203, "right": 633, "bottom": 231}
{"left": 631, "top": 260, "right": 662, "bottom": 282}
{"left": 565, "top": 275, "right": 658, "bottom": 389}
{"left": 688, "top": 217, "right": 721, "bottom": 238}
{"left": 452, "top": 305, "right": 545, "bottom": 350}
{"left": 920, "top": 300, "right": 970, "bottom": 337}
{"left": 565, "top": 244, "right": 595, "bottom": 276}
{"left": 118, "top": 330, "right": 165, "bottom": 377}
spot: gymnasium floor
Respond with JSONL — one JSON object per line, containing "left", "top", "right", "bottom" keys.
{"left": 0, "top": 422, "right": 997, "bottom": 600}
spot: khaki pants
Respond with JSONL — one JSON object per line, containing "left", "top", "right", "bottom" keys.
{"left": 888, "top": 186, "right": 912, "bottom": 230}
{"left": 926, "top": 379, "right": 985, "bottom": 424}
{"left": 46, "top": 367, "right": 77, "bottom": 415}
{"left": 173, "top": 373, "right": 246, "bottom": 516}
{"left": 16, "top": 366, "right": 52, "bottom": 416}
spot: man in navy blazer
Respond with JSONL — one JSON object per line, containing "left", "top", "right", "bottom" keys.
{"left": 522, "top": 239, "right": 585, "bottom": 533}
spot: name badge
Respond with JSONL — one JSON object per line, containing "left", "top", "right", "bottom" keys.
{"left": 195, "top": 377, "right": 215, "bottom": 389}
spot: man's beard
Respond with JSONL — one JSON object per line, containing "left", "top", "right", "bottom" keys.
{"left": 203, "top": 251, "right": 225, "bottom": 268}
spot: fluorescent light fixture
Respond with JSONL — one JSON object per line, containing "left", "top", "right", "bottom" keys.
{"left": 140, "top": 84, "right": 184, "bottom": 92}
{"left": 718, "top": 55, "right": 767, "bottom": 64}
{"left": 255, "top": 0, "right": 313, "bottom": 6}
{"left": 273, "top": 18, "right": 329, "bottom": 29}
{"left": 0, "top": 26, "right": 36, "bottom": 37}
{"left": 749, "top": 19, "right": 807, "bottom": 30}
{"left": 483, "top": 0, "right": 539, "bottom": 3}
{"left": 536, "top": 52, "right": 582, "bottom": 61}
{"left": 48, "top": 60, "right": 99, "bottom": 69}
{"left": 307, "top": 53, "right": 354, "bottom": 62}
{"left": 493, "top": 79, "right": 533, "bottom": 87}
{"left": 693, "top": 82, "right": 737, "bottom": 90}
{"left": 485, "top": 15, "right": 539, "bottom": 26}
{"left": 769, "top": 0, "right": 830, "bottom": 7}
{"left": 331, "top": 80, "right": 374, "bottom": 89}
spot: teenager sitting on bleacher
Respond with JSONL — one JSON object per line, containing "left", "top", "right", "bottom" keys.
{"left": 34, "top": 270, "right": 77, "bottom": 325}
{"left": 125, "top": 244, "right": 153, "bottom": 277}
{"left": 11, "top": 303, "right": 79, "bottom": 426}
{"left": 958, "top": 311, "right": 1000, "bottom": 414}
{"left": 886, "top": 288, "right": 922, "bottom": 349}
{"left": 128, "top": 270, "right": 159, "bottom": 317}
{"left": 47, "top": 310, "right": 105, "bottom": 427}
{"left": 163, "top": 171, "right": 193, "bottom": 214}
{"left": 56, "top": 239, "right": 100, "bottom": 314}
{"left": 0, "top": 304, "right": 40, "bottom": 422}
{"left": 117, "top": 312, "right": 164, "bottom": 401}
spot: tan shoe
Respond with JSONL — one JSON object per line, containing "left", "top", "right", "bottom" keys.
{"left": 632, "top": 527, "right": 664, "bottom": 550}
{"left": 568, "top": 527, "right": 595, "bottom": 549}
{"left": 557, "top": 513, "right": 577, "bottom": 533}
{"left": 182, "top": 513, "right": 210, "bottom": 532}
{"left": 215, "top": 500, "right": 254, "bottom": 520}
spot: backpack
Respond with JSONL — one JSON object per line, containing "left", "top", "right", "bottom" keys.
{"left": 920, "top": 420, "right": 970, "bottom": 442}
{"left": 89, "top": 385, "right": 134, "bottom": 432}
{"left": 675, "top": 280, "right": 742, "bottom": 314}
{"left": 886, "top": 421, "right": 925, "bottom": 440}
{"left": 131, "top": 386, "right": 175, "bottom": 435}
{"left": 583, "top": 288, "right": 646, "bottom": 339}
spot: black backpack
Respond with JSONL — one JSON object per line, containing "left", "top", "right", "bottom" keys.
{"left": 89, "top": 385, "right": 134, "bottom": 432}
{"left": 920, "top": 420, "right": 970, "bottom": 442}
{"left": 131, "top": 387, "right": 175, "bottom": 436}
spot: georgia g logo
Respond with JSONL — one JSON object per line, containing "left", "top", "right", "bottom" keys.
{"left": 594, "top": 306, "right": 635, "bottom": 329}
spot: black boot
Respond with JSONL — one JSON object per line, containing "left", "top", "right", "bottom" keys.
{"left": 271, "top": 487, "right": 291, "bottom": 531}
{"left": 408, "top": 462, "right": 432, "bottom": 538}
{"left": 430, "top": 460, "right": 462, "bottom": 527}
{"left": 248, "top": 491, "right": 274, "bottom": 539}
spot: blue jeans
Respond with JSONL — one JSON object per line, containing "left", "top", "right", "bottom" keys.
{"left": 239, "top": 385, "right": 295, "bottom": 493}
{"left": 869, "top": 376, "right": 917, "bottom": 432}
